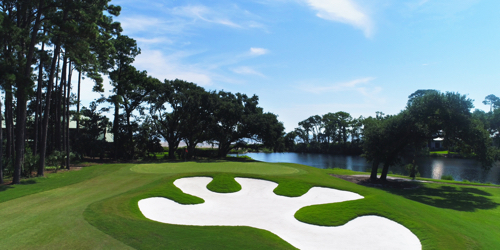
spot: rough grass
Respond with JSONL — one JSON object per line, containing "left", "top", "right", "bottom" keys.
{"left": 1, "top": 161, "right": 499, "bottom": 249}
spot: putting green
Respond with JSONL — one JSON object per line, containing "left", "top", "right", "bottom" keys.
{"left": 130, "top": 161, "right": 305, "bottom": 175}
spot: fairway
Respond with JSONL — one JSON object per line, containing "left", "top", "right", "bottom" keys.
{"left": 131, "top": 161, "right": 304, "bottom": 175}
{"left": 1, "top": 161, "right": 499, "bottom": 249}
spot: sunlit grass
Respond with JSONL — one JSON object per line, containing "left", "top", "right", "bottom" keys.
{"left": 1, "top": 161, "right": 499, "bottom": 249}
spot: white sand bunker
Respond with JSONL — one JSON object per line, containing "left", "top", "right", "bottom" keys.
{"left": 139, "top": 177, "right": 421, "bottom": 250}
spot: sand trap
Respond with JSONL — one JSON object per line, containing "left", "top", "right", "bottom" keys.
{"left": 139, "top": 177, "right": 421, "bottom": 250}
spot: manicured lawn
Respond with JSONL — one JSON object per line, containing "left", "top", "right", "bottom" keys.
{"left": 1, "top": 160, "right": 499, "bottom": 249}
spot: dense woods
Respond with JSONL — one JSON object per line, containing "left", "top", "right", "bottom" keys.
{"left": 0, "top": 0, "right": 284, "bottom": 184}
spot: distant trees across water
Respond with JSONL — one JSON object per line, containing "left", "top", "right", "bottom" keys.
{"left": 284, "top": 91, "right": 500, "bottom": 182}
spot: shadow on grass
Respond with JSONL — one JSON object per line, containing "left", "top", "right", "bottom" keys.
{"left": 385, "top": 184, "right": 499, "bottom": 212}
{"left": 0, "top": 185, "right": 13, "bottom": 192}
{"left": 0, "top": 179, "right": 37, "bottom": 192}
{"left": 20, "top": 179, "right": 37, "bottom": 185}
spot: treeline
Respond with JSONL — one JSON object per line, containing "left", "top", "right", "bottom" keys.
{"left": 283, "top": 90, "right": 500, "bottom": 182}
{"left": 283, "top": 112, "right": 364, "bottom": 154}
{"left": 0, "top": 1, "right": 284, "bottom": 185}
{"left": 0, "top": 0, "right": 123, "bottom": 184}
{"left": 362, "top": 90, "right": 499, "bottom": 182}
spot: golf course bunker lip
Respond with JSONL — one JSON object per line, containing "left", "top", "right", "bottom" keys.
{"left": 130, "top": 162, "right": 304, "bottom": 175}
{"left": 139, "top": 177, "right": 422, "bottom": 250}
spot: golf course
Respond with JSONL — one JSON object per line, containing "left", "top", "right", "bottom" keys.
{"left": 1, "top": 159, "right": 499, "bottom": 249}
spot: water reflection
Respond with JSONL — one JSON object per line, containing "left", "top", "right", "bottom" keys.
{"left": 431, "top": 161, "right": 444, "bottom": 180}
{"left": 236, "top": 152, "right": 500, "bottom": 184}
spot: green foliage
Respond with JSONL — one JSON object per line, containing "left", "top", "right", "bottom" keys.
{"left": 441, "top": 175, "right": 454, "bottom": 181}
{"left": 363, "top": 90, "right": 495, "bottom": 181}
{"left": 47, "top": 150, "right": 76, "bottom": 171}
{"left": 47, "top": 151, "right": 64, "bottom": 170}
{"left": 22, "top": 147, "right": 39, "bottom": 178}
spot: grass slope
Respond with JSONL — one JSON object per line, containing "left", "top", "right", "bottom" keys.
{"left": 1, "top": 161, "right": 499, "bottom": 249}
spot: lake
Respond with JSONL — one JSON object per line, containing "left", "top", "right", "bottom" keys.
{"left": 233, "top": 152, "right": 500, "bottom": 184}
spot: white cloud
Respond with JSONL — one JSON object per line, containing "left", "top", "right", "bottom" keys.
{"left": 305, "top": 0, "right": 373, "bottom": 37}
{"left": 135, "top": 37, "right": 173, "bottom": 45}
{"left": 119, "top": 16, "right": 163, "bottom": 33}
{"left": 172, "top": 5, "right": 242, "bottom": 28}
{"left": 300, "top": 77, "right": 376, "bottom": 94}
{"left": 231, "top": 66, "right": 266, "bottom": 77}
{"left": 249, "top": 47, "right": 269, "bottom": 56}
{"left": 133, "top": 49, "right": 213, "bottom": 86}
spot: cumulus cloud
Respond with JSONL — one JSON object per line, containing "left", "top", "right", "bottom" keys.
{"left": 133, "top": 49, "right": 213, "bottom": 86}
{"left": 305, "top": 0, "right": 373, "bottom": 37}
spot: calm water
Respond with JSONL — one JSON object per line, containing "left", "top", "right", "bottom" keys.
{"left": 235, "top": 152, "right": 500, "bottom": 184}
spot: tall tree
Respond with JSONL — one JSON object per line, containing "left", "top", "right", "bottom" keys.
{"left": 108, "top": 35, "right": 140, "bottom": 159}
{"left": 37, "top": 0, "right": 121, "bottom": 177}
{"left": 178, "top": 85, "right": 215, "bottom": 159}
{"left": 211, "top": 91, "right": 264, "bottom": 158}
{"left": 483, "top": 94, "right": 500, "bottom": 112}
{"left": 118, "top": 66, "right": 158, "bottom": 159}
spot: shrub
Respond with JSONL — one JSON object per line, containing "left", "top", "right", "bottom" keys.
{"left": 441, "top": 175, "right": 454, "bottom": 181}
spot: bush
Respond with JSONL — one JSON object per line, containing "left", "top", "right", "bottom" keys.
{"left": 441, "top": 175, "right": 454, "bottom": 181}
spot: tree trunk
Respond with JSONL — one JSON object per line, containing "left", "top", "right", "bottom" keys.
{"left": 34, "top": 39, "right": 45, "bottom": 156}
{"left": 66, "top": 61, "right": 72, "bottom": 169}
{"left": 76, "top": 70, "right": 81, "bottom": 134}
{"left": 410, "top": 146, "right": 417, "bottom": 180}
{"left": 5, "top": 84, "right": 13, "bottom": 167}
{"left": 113, "top": 99, "right": 119, "bottom": 160}
{"left": 62, "top": 61, "right": 67, "bottom": 154}
{"left": 370, "top": 160, "right": 379, "bottom": 181}
{"left": 13, "top": 1, "right": 43, "bottom": 184}
{"left": 50, "top": 53, "right": 61, "bottom": 154}
{"left": 0, "top": 101, "right": 3, "bottom": 184}
{"left": 167, "top": 139, "right": 179, "bottom": 160}
{"left": 380, "top": 164, "right": 390, "bottom": 182}
{"left": 38, "top": 43, "right": 61, "bottom": 177}
{"left": 56, "top": 56, "right": 67, "bottom": 152}
{"left": 13, "top": 80, "right": 28, "bottom": 184}
{"left": 125, "top": 107, "right": 134, "bottom": 160}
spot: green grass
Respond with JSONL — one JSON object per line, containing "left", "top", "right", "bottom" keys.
{"left": 1, "top": 160, "right": 499, "bottom": 249}
{"left": 130, "top": 161, "right": 305, "bottom": 175}
{"left": 430, "top": 151, "right": 460, "bottom": 156}
{"left": 207, "top": 174, "right": 242, "bottom": 193}
{"left": 0, "top": 164, "right": 119, "bottom": 203}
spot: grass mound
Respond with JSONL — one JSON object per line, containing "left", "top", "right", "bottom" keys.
{"left": 207, "top": 174, "right": 242, "bottom": 193}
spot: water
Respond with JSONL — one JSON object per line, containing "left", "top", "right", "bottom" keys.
{"left": 234, "top": 152, "right": 500, "bottom": 184}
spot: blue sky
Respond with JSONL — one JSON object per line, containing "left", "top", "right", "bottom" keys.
{"left": 78, "top": 0, "right": 500, "bottom": 132}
